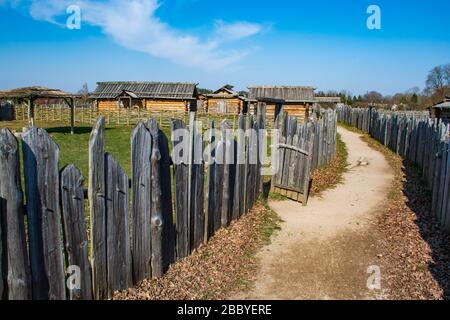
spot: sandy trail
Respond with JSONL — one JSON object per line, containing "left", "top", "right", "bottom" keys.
{"left": 235, "top": 126, "right": 394, "bottom": 300}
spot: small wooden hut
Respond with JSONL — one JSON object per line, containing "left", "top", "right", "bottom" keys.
{"left": 248, "top": 86, "right": 316, "bottom": 121}
{"left": 0, "top": 86, "right": 80, "bottom": 132}
{"left": 430, "top": 96, "right": 450, "bottom": 124}
{"left": 205, "top": 86, "right": 248, "bottom": 114}
{"left": 90, "top": 82, "right": 199, "bottom": 112}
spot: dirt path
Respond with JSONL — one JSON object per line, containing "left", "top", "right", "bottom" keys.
{"left": 235, "top": 126, "right": 394, "bottom": 300}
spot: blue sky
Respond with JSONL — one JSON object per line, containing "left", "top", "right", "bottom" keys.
{"left": 0, "top": 0, "right": 449, "bottom": 95}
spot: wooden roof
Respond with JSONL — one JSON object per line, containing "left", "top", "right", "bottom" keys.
{"left": 431, "top": 96, "right": 450, "bottom": 109}
{"left": 315, "top": 96, "right": 342, "bottom": 103}
{"left": 91, "top": 81, "right": 198, "bottom": 100}
{"left": 0, "top": 86, "right": 79, "bottom": 99}
{"left": 248, "top": 86, "right": 316, "bottom": 102}
{"left": 206, "top": 86, "right": 247, "bottom": 100}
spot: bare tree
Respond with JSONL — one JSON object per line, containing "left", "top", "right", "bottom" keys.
{"left": 364, "top": 91, "right": 384, "bottom": 104}
{"left": 425, "top": 65, "right": 448, "bottom": 100}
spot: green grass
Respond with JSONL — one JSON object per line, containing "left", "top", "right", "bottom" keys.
{"left": 257, "top": 200, "right": 283, "bottom": 245}
{"left": 0, "top": 120, "right": 176, "bottom": 186}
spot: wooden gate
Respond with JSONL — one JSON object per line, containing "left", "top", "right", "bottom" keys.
{"left": 272, "top": 109, "right": 315, "bottom": 205}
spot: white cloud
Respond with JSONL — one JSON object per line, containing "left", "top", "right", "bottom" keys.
{"left": 214, "top": 20, "right": 263, "bottom": 42}
{"left": 13, "top": 0, "right": 264, "bottom": 71}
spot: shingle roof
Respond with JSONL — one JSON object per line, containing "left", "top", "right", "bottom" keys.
{"left": 248, "top": 86, "right": 316, "bottom": 102}
{"left": 90, "top": 81, "right": 198, "bottom": 100}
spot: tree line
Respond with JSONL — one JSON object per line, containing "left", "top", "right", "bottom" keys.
{"left": 318, "top": 63, "right": 450, "bottom": 110}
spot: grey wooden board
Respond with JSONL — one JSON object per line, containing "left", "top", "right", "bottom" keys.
{"left": 0, "top": 191, "right": 2, "bottom": 300}
{"left": 205, "top": 120, "right": 216, "bottom": 239}
{"left": 88, "top": 117, "right": 108, "bottom": 299}
{"left": 22, "top": 127, "right": 66, "bottom": 300}
{"left": 131, "top": 122, "right": 153, "bottom": 282}
{"left": 148, "top": 119, "right": 171, "bottom": 277}
{"left": 60, "top": 165, "right": 93, "bottom": 300}
{"left": 233, "top": 114, "right": 246, "bottom": 219}
{"left": 157, "top": 125, "right": 175, "bottom": 265}
{"left": 105, "top": 153, "right": 132, "bottom": 296}
{"left": 192, "top": 129, "right": 205, "bottom": 249}
{"left": 220, "top": 120, "right": 231, "bottom": 228}
{"left": 0, "top": 129, "right": 31, "bottom": 300}
{"left": 172, "top": 119, "right": 189, "bottom": 259}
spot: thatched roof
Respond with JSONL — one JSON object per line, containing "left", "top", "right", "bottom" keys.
{"left": 248, "top": 86, "right": 316, "bottom": 103}
{"left": 91, "top": 81, "right": 198, "bottom": 100}
{"left": 0, "top": 86, "right": 79, "bottom": 99}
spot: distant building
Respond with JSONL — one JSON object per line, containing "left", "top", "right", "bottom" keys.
{"left": 248, "top": 86, "right": 316, "bottom": 120}
{"left": 205, "top": 86, "right": 249, "bottom": 114}
{"left": 90, "top": 81, "right": 199, "bottom": 112}
{"left": 430, "top": 96, "right": 450, "bottom": 124}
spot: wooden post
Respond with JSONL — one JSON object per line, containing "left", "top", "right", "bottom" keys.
{"left": 60, "top": 165, "right": 93, "bottom": 300}
{"left": 22, "top": 127, "right": 66, "bottom": 300}
{"left": 147, "top": 119, "right": 171, "bottom": 277}
{"left": 220, "top": 120, "right": 231, "bottom": 227}
{"left": 105, "top": 153, "right": 132, "bottom": 296}
{"left": 205, "top": 121, "right": 216, "bottom": 240}
{"left": 88, "top": 117, "right": 108, "bottom": 300}
{"left": 28, "top": 97, "right": 35, "bottom": 127}
{"left": 131, "top": 123, "right": 153, "bottom": 282}
{"left": 70, "top": 97, "right": 75, "bottom": 134}
{"left": 0, "top": 129, "right": 31, "bottom": 300}
{"left": 172, "top": 119, "right": 189, "bottom": 258}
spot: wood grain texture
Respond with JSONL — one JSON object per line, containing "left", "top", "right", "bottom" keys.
{"left": 60, "top": 165, "right": 93, "bottom": 300}
{"left": 0, "top": 129, "right": 31, "bottom": 300}
{"left": 105, "top": 153, "right": 132, "bottom": 296}
{"left": 148, "top": 119, "right": 171, "bottom": 278}
{"left": 172, "top": 119, "right": 189, "bottom": 258}
{"left": 88, "top": 117, "right": 107, "bottom": 300}
{"left": 131, "top": 122, "right": 153, "bottom": 282}
{"left": 22, "top": 127, "right": 65, "bottom": 300}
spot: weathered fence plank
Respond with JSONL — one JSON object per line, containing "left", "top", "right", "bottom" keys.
{"left": 60, "top": 165, "right": 93, "bottom": 300}
{"left": 131, "top": 122, "right": 153, "bottom": 282}
{"left": 205, "top": 121, "right": 216, "bottom": 239}
{"left": 22, "top": 127, "right": 66, "bottom": 300}
{"left": 0, "top": 129, "right": 31, "bottom": 300}
{"left": 105, "top": 153, "right": 132, "bottom": 296}
{"left": 148, "top": 119, "right": 172, "bottom": 277}
{"left": 220, "top": 120, "right": 231, "bottom": 228}
{"left": 172, "top": 119, "right": 189, "bottom": 258}
{"left": 337, "top": 105, "right": 450, "bottom": 231}
{"left": 88, "top": 117, "right": 108, "bottom": 300}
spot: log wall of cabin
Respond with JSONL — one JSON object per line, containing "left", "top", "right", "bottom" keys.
{"left": 252, "top": 102, "right": 310, "bottom": 122}
{"left": 97, "top": 98, "right": 188, "bottom": 112}
{"left": 206, "top": 97, "right": 243, "bottom": 114}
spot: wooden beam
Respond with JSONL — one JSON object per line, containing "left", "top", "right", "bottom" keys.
{"left": 28, "top": 96, "right": 35, "bottom": 127}
{"left": 70, "top": 97, "right": 74, "bottom": 134}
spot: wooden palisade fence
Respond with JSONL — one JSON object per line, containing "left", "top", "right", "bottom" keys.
{"left": 0, "top": 102, "right": 338, "bottom": 300}
{"left": 273, "top": 107, "right": 337, "bottom": 204}
{"left": 337, "top": 105, "right": 450, "bottom": 231}
{"left": 0, "top": 104, "right": 267, "bottom": 300}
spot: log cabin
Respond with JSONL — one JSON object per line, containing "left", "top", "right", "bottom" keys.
{"left": 248, "top": 86, "right": 316, "bottom": 121}
{"left": 205, "top": 86, "right": 249, "bottom": 114}
{"left": 90, "top": 82, "right": 199, "bottom": 112}
{"left": 430, "top": 96, "right": 450, "bottom": 124}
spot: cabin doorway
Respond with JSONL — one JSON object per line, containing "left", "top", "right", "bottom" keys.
{"left": 217, "top": 100, "right": 227, "bottom": 113}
